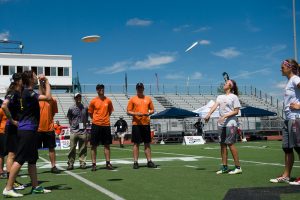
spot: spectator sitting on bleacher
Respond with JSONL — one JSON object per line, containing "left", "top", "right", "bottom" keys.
{"left": 54, "top": 120, "right": 62, "bottom": 136}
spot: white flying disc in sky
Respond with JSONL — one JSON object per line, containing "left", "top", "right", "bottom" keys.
{"left": 185, "top": 41, "right": 199, "bottom": 52}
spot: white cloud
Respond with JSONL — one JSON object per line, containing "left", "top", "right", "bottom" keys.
{"left": 126, "top": 18, "right": 152, "bottom": 26}
{"left": 199, "top": 40, "right": 210, "bottom": 45}
{"left": 275, "top": 81, "right": 286, "bottom": 89}
{"left": 231, "top": 68, "right": 271, "bottom": 79}
{"left": 131, "top": 54, "right": 176, "bottom": 70}
{"left": 190, "top": 72, "right": 202, "bottom": 80}
{"left": 95, "top": 61, "right": 129, "bottom": 74}
{"left": 165, "top": 74, "right": 185, "bottom": 80}
{"left": 91, "top": 53, "right": 176, "bottom": 74}
{"left": 173, "top": 24, "right": 190, "bottom": 32}
{"left": 193, "top": 26, "right": 211, "bottom": 33}
{"left": 245, "top": 18, "right": 260, "bottom": 32}
{"left": 212, "top": 47, "right": 241, "bottom": 59}
{"left": 0, "top": 31, "right": 10, "bottom": 40}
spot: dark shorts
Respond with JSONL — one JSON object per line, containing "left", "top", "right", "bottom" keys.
{"left": 0, "top": 134, "right": 7, "bottom": 157}
{"left": 132, "top": 125, "right": 151, "bottom": 144}
{"left": 15, "top": 130, "right": 39, "bottom": 165}
{"left": 5, "top": 125, "right": 18, "bottom": 153}
{"left": 37, "top": 131, "right": 56, "bottom": 149}
{"left": 90, "top": 124, "right": 112, "bottom": 146}
{"left": 282, "top": 120, "right": 300, "bottom": 149}
{"left": 220, "top": 126, "right": 237, "bottom": 145}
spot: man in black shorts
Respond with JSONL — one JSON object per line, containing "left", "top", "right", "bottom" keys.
{"left": 88, "top": 84, "right": 114, "bottom": 171}
{"left": 37, "top": 82, "right": 60, "bottom": 173}
{"left": 127, "top": 83, "right": 156, "bottom": 169}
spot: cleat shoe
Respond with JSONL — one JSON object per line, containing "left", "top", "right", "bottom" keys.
{"left": 80, "top": 163, "right": 87, "bottom": 169}
{"left": 67, "top": 163, "right": 74, "bottom": 170}
{"left": 91, "top": 164, "right": 97, "bottom": 172}
{"left": 216, "top": 167, "right": 229, "bottom": 174}
{"left": 106, "top": 163, "right": 114, "bottom": 170}
{"left": 147, "top": 161, "right": 157, "bottom": 168}
{"left": 31, "top": 186, "right": 51, "bottom": 194}
{"left": 228, "top": 167, "right": 242, "bottom": 175}
{"left": 3, "top": 188, "right": 23, "bottom": 197}
{"left": 133, "top": 162, "right": 139, "bottom": 169}
{"left": 120, "top": 144, "right": 125, "bottom": 148}
{"left": 0, "top": 172, "right": 7, "bottom": 179}
{"left": 270, "top": 176, "right": 290, "bottom": 183}
{"left": 51, "top": 166, "right": 60, "bottom": 174}
{"left": 289, "top": 177, "right": 300, "bottom": 185}
{"left": 13, "top": 182, "right": 25, "bottom": 190}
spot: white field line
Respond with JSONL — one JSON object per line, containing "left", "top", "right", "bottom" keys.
{"left": 112, "top": 147, "right": 300, "bottom": 168}
{"left": 39, "top": 156, "right": 126, "bottom": 200}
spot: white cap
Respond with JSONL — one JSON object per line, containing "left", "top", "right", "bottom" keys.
{"left": 74, "top": 93, "right": 82, "bottom": 98}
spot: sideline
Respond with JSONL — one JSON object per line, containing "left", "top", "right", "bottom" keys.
{"left": 39, "top": 156, "right": 126, "bottom": 200}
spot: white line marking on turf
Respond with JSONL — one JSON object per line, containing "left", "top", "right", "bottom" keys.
{"left": 56, "top": 172, "right": 87, "bottom": 176}
{"left": 39, "top": 156, "right": 126, "bottom": 200}
{"left": 185, "top": 165, "right": 198, "bottom": 168}
{"left": 149, "top": 150, "right": 300, "bottom": 168}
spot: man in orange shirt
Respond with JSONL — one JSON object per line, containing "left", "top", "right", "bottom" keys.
{"left": 0, "top": 101, "right": 8, "bottom": 178}
{"left": 88, "top": 84, "right": 114, "bottom": 171}
{"left": 37, "top": 82, "right": 60, "bottom": 173}
{"left": 54, "top": 120, "right": 62, "bottom": 136}
{"left": 127, "top": 83, "right": 156, "bottom": 169}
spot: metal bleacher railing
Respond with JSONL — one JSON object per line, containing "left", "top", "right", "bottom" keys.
{"left": 0, "top": 83, "right": 284, "bottom": 142}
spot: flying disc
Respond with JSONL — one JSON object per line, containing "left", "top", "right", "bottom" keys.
{"left": 185, "top": 41, "right": 198, "bottom": 52}
{"left": 81, "top": 35, "right": 101, "bottom": 42}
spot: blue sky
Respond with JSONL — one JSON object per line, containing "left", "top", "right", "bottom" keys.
{"left": 0, "top": 0, "right": 299, "bottom": 97}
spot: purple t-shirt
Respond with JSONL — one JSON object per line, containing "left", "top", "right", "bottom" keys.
{"left": 18, "top": 88, "right": 40, "bottom": 131}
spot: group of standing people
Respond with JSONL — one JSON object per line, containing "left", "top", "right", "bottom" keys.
{"left": 1, "top": 58, "right": 300, "bottom": 198}
{"left": 1, "top": 71, "right": 52, "bottom": 197}
{"left": 65, "top": 82, "right": 157, "bottom": 171}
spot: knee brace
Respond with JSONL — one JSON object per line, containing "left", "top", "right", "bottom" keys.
{"left": 282, "top": 147, "right": 293, "bottom": 153}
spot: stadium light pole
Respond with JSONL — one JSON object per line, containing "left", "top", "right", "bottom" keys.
{"left": 293, "top": 0, "right": 298, "bottom": 61}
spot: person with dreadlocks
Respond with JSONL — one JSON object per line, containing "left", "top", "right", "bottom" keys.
{"left": 270, "top": 59, "right": 300, "bottom": 185}
{"left": 1, "top": 73, "right": 25, "bottom": 190}
{"left": 204, "top": 79, "right": 242, "bottom": 175}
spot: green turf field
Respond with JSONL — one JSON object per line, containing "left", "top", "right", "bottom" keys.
{"left": 1, "top": 141, "right": 300, "bottom": 200}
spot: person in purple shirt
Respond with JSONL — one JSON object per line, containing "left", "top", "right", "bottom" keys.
{"left": 2, "top": 71, "right": 52, "bottom": 197}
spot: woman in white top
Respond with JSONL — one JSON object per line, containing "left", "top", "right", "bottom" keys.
{"left": 270, "top": 59, "right": 300, "bottom": 185}
{"left": 204, "top": 79, "right": 242, "bottom": 175}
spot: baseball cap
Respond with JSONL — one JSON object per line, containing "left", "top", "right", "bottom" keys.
{"left": 96, "top": 84, "right": 105, "bottom": 90}
{"left": 11, "top": 73, "right": 22, "bottom": 82}
{"left": 74, "top": 93, "right": 81, "bottom": 98}
{"left": 136, "top": 82, "right": 144, "bottom": 89}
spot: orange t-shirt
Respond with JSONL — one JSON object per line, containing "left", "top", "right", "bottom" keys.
{"left": 54, "top": 124, "right": 63, "bottom": 135}
{"left": 38, "top": 97, "right": 58, "bottom": 132}
{"left": 0, "top": 108, "right": 7, "bottom": 134}
{"left": 88, "top": 96, "right": 114, "bottom": 126}
{"left": 127, "top": 95, "right": 154, "bottom": 125}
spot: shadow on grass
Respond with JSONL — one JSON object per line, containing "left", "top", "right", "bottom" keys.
{"left": 22, "top": 184, "right": 72, "bottom": 196}
{"left": 107, "top": 178, "right": 123, "bottom": 181}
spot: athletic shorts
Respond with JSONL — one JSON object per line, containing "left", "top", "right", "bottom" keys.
{"left": 116, "top": 132, "right": 126, "bottom": 138}
{"left": 90, "top": 124, "right": 112, "bottom": 146}
{"left": 282, "top": 120, "right": 300, "bottom": 149}
{"left": 15, "top": 130, "right": 39, "bottom": 165}
{"left": 5, "top": 125, "right": 18, "bottom": 153}
{"left": 220, "top": 126, "right": 237, "bottom": 145}
{"left": 132, "top": 125, "right": 151, "bottom": 144}
{"left": 0, "top": 134, "right": 7, "bottom": 157}
{"left": 37, "top": 131, "right": 57, "bottom": 149}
